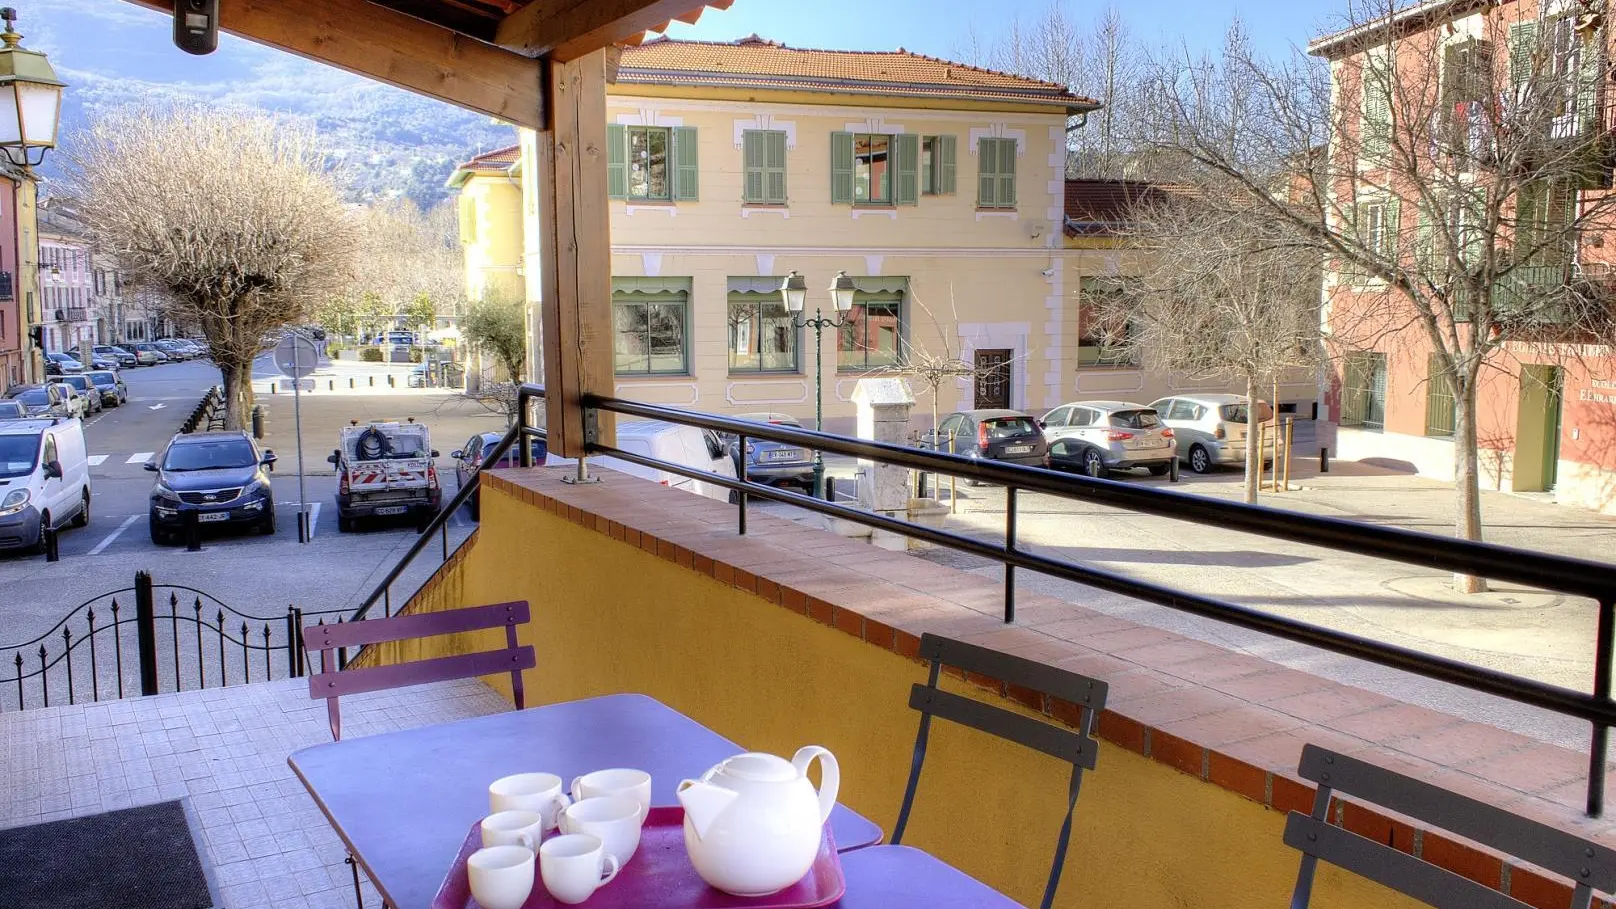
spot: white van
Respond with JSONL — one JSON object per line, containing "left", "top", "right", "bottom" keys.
{"left": 548, "top": 420, "right": 737, "bottom": 502}
{"left": 0, "top": 418, "right": 92, "bottom": 553}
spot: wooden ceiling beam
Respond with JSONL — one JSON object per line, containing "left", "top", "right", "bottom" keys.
{"left": 121, "top": 0, "right": 544, "bottom": 129}
{"left": 495, "top": 0, "right": 730, "bottom": 61}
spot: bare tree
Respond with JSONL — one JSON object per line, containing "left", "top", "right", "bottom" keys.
{"left": 336, "top": 199, "right": 463, "bottom": 340}
{"left": 1110, "top": 194, "right": 1321, "bottom": 502}
{"left": 1140, "top": 5, "right": 1616, "bottom": 589}
{"left": 66, "top": 102, "right": 355, "bottom": 429}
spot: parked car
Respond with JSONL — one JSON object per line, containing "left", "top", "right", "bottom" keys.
{"left": 547, "top": 421, "right": 738, "bottom": 502}
{"left": 0, "top": 417, "right": 92, "bottom": 554}
{"left": 131, "top": 343, "right": 167, "bottom": 364}
{"left": 153, "top": 340, "right": 191, "bottom": 360}
{"left": 85, "top": 370, "right": 128, "bottom": 408}
{"left": 146, "top": 431, "right": 277, "bottom": 544}
{"left": 717, "top": 413, "right": 817, "bottom": 490}
{"left": 1149, "top": 393, "right": 1274, "bottom": 474}
{"left": 329, "top": 420, "right": 440, "bottom": 532}
{"left": 450, "top": 431, "right": 549, "bottom": 519}
{"left": 923, "top": 409, "right": 1049, "bottom": 483}
{"left": 5, "top": 384, "right": 77, "bottom": 419}
{"left": 95, "top": 345, "right": 138, "bottom": 368}
{"left": 407, "top": 364, "right": 431, "bottom": 388}
{"left": 47, "top": 383, "right": 88, "bottom": 420}
{"left": 0, "top": 400, "right": 25, "bottom": 421}
{"left": 55, "top": 375, "right": 103, "bottom": 414}
{"left": 44, "top": 352, "right": 84, "bottom": 376}
{"left": 1040, "top": 401, "right": 1175, "bottom": 478}
{"left": 172, "top": 339, "right": 207, "bottom": 358}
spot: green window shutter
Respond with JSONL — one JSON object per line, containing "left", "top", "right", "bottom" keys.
{"left": 607, "top": 124, "right": 627, "bottom": 200}
{"left": 830, "top": 131, "right": 854, "bottom": 204}
{"left": 672, "top": 126, "right": 699, "bottom": 201}
{"left": 1509, "top": 22, "right": 1538, "bottom": 88}
{"left": 998, "top": 139, "right": 1017, "bottom": 207}
{"left": 742, "top": 130, "right": 765, "bottom": 203}
{"left": 936, "top": 134, "right": 957, "bottom": 195}
{"left": 977, "top": 138, "right": 998, "bottom": 208}
{"left": 765, "top": 130, "right": 788, "bottom": 204}
{"left": 1386, "top": 196, "right": 1401, "bottom": 258}
{"left": 894, "top": 134, "right": 919, "bottom": 205}
{"left": 1417, "top": 207, "right": 1434, "bottom": 272}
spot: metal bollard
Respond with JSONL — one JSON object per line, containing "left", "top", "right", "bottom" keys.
{"left": 1169, "top": 456, "right": 1180, "bottom": 483}
{"left": 369, "top": 376, "right": 374, "bottom": 387}
{"left": 388, "top": 375, "right": 395, "bottom": 388}
{"left": 251, "top": 405, "right": 264, "bottom": 440}
{"left": 43, "top": 525, "right": 58, "bottom": 562}
{"left": 184, "top": 511, "right": 201, "bottom": 552}
{"left": 328, "top": 380, "right": 334, "bottom": 391}
{"left": 349, "top": 377, "right": 354, "bottom": 389}
{"left": 1320, "top": 446, "right": 1330, "bottom": 473}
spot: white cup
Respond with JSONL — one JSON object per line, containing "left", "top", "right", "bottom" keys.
{"left": 481, "top": 810, "right": 545, "bottom": 850}
{"left": 559, "top": 796, "right": 643, "bottom": 866}
{"left": 467, "top": 844, "right": 535, "bottom": 909}
{"left": 489, "top": 772, "right": 571, "bottom": 831}
{"left": 569, "top": 769, "right": 652, "bottom": 824}
{"left": 540, "top": 833, "right": 621, "bottom": 905}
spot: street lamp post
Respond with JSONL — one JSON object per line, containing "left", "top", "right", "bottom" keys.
{"left": 781, "top": 270, "right": 857, "bottom": 500}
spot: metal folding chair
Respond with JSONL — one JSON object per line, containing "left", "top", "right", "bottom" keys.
{"left": 1285, "top": 743, "right": 1616, "bottom": 908}
{"left": 890, "top": 633, "right": 1109, "bottom": 909}
{"left": 303, "top": 600, "right": 535, "bottom": 908}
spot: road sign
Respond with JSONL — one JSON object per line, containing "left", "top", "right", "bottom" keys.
{"left": 274, "top": 333, "right": 321, "bottom": 380}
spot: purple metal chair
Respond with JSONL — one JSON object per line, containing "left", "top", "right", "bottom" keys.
{"left": 303, "top": 600, "right": 535, "bottom": 741}
{"left": 303, "top": 600, "right": 536, "bottom": 908}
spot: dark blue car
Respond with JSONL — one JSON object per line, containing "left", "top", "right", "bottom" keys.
{"left": 451, "top": 431, "right": 549, "bottom": 519}
{"left": 721, "top": 413, "right": 817, "bottom": 490}
{"left": 146, "top": 431, "right": 277, "bottom": 544}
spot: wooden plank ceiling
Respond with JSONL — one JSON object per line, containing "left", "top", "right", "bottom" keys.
{"left": 120, "top": 0, "right": 734, "bottom": 128}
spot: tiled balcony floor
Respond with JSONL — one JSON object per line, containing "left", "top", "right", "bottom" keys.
{"left": 0, "top": 677, "right": 508, "bottom": 909}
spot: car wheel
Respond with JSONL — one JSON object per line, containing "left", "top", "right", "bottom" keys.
{"left": 1189, "top": 444, "right": 1213, "bottom": 474}
{"left": 258, "top": 508, "right": 276, "bottom": 536}
{"left": 1147, "top": 463, "right": 1170, "bottom": 477}
{"left": 71, "top": 489, "right": 90, "bottom": 528}
{"left": 1082, "top": 448, "right": 1107, "bottom": 478}
{"left": 149, "top": 521, "right": 171, "bottom": 546}
{"left": 31, "top": 512, "right": 50, "bottom": 555}
{"left": 337, "top": 515, "right": 354, "bottom": 533}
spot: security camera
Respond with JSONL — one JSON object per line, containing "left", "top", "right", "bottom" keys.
{"left": 174, "top": 0, "right": 218, "bottom": 55}
{"left": 1040, "top": 268, "right": 1057, "bottom": 277}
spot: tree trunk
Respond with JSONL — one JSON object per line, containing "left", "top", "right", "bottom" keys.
{"left": 1243, "top": 373, "right": 1261, "bottom": 504}
{"left": 218, "top": 359, "right": 256, "bottom": 432}
{"left": 1452, "top": 372, "right": 1487, "bottom": 593}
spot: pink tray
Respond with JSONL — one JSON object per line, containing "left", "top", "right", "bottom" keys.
{"left": 432, "top": 806, "right": 845, "bottom": 909}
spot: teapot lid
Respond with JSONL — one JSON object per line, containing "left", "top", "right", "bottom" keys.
{"left": 716, "top": 752, "right": 798, "bottom": 783}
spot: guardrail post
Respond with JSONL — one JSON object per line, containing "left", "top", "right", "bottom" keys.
{"left": 738, "top": 433, "right": 748, "bottom": 536}
{"left": 284, "top": 607, "right": 299, "bottom": 679}
{"left": 135, "top": 571, "right": 158, "bottom": 697}
{"left": 1590, "top": 596, "right": 1615, "bottom": 817}
{"left": 184, "top": 511, "right": 201, "bottom": 552}
{"left": 43, "top": 525, "right": 57, "bottom": 562}
{"left": 1320, "top": 446, "right": 1329, "bottom": 473}
{"left": 1004, "top": 487, "right": 1017, "bottom": 624}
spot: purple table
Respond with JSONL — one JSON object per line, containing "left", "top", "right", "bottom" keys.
{"left": 833, "top": 847, "right": 1021, "bottom": 907}
{"left": 288, "top": 693, "right": 883, "bottom": 909}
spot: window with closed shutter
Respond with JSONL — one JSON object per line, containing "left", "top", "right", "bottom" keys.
{"left": 976, "top": 137, "right": 1017, "bottom": 209}
{"left": 742, "top": 130, "right": 787, "bottom": 205}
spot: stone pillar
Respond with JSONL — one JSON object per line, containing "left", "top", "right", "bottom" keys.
{"left": 853, "top": 378, "right": 915, "bottom": 550}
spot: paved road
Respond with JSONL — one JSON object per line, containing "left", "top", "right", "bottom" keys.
{"left": 0, "top": 357, "right": 500, "bottom": 709}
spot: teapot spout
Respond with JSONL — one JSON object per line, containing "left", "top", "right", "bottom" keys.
{"left": 677, "top": 780, "right": 740, "bottom": 840}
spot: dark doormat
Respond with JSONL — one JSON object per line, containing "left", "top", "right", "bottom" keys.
{"left": 0, "top": 799, "right": 214, "bottom": 909}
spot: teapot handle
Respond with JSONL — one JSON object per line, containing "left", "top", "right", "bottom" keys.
{"left": 791, "top": 746, "right": 840, "bottom": 825}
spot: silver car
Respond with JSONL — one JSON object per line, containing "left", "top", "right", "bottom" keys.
{"left": 1149, "top": 394, "right": 1274, "bottom": 474}
{"left": 1039, "top": 400, "right": 1176, "bottom": 476}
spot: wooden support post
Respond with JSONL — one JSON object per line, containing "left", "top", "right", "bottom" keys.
{"left": 538, "top": 51, "right": 616, "bottom": 458}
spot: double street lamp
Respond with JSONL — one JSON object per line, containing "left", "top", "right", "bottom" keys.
{"left": 780, "top": 270, "right": 857, "bottom": 500}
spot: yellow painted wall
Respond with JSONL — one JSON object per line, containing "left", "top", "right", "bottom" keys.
{"left": 384, "top": 481, "right": 1423, "bottom": 909}
{"left": 459, "top": 172, "right": 524, "bottom": 303}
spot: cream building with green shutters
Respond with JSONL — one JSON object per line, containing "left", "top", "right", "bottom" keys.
{"left": 464, "top": 36, "right": 1315, "bottom": 432}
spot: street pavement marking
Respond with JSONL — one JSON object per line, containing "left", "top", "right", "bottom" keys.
{"left": 127, "top": 452, "right": 154, "bottom": 464}
{"left": 309, "top": 502, "right": 321, "bottom": 539}
{"left": 89, "top": 515, "right": 140, "bottom": 555}
{"left": 87, "top": 455, "right": 108, "bottom": 467}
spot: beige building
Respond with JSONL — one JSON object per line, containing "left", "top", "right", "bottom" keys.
{"left": 460, "top": 37, "right": 1315, "bottom": 430}
{"left": 448, "top": 145, "right": 525, "bottom": 303}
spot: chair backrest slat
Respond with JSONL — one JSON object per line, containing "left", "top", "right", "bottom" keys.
{"left": 1284, "top": 814, "right": 1529, "bottom": 909}
{"left": 303, "top": 601, "right": 529, "bottom": 651}
{"left": 1296, "top": 745, "right": 1616, "bottom": 894}
{"left": 919, "top": 634, "right": 1107, "bottom": 710}
{"left": 909, "top": 685, "right": 1097, "bottom": 770}
{"left": 309, "top": 648, "right": 536, "bottom": 701}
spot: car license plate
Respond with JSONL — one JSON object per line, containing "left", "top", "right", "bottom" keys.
{"left": 197, "top": 512, "right": 229, "bottom": 523}
{"left": 1003, "top": 445, "right": 1033, "bottom": 455}
{"left": 375, "top": 506, "right": 408, "bottom": 516}
{"left": 764, "top": 449, "right": 802, "bottom": 462}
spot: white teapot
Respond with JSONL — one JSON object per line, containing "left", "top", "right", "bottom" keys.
{"left": 676, "top": 746, "right": 840, "bottom": 896}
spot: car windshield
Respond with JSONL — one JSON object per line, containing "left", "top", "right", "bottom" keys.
{"left": 982, "top": 417, "right": 1038, "bottom": 440}
{"left": 1219, "top": 402, "right": 1273, "bottom": 425}
{"left": 14, "top": 389, "right": 47, "bottom": 405}
{"left": 163, "top": 439, "right": 258, "bottom": 471}
{"left": 0, "top": 434, "right": 39, "bottom": 478}
{"left": 1111, "top": 410, "right": 1161, "bottom": 429}
{"left": 62, "top": 376, "right": 89, "bottom": 390}
{"left": 88, "top": 372, "right": 117, "bottom": 386}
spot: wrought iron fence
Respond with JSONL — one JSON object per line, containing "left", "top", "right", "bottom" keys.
{"left": 2, "top": 571, "right": 350, "bottom": 712}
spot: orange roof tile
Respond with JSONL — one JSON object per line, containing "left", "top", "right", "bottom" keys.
{"left": 459, "top": 145, "right": 520, "bottom": 171}
{"left": 617, "top": 37, "right": 1098, "bottom": 112}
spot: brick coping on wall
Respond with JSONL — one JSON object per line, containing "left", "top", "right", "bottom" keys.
{"left": 483, "top": 468, "right": 1616, "bottom": 908}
